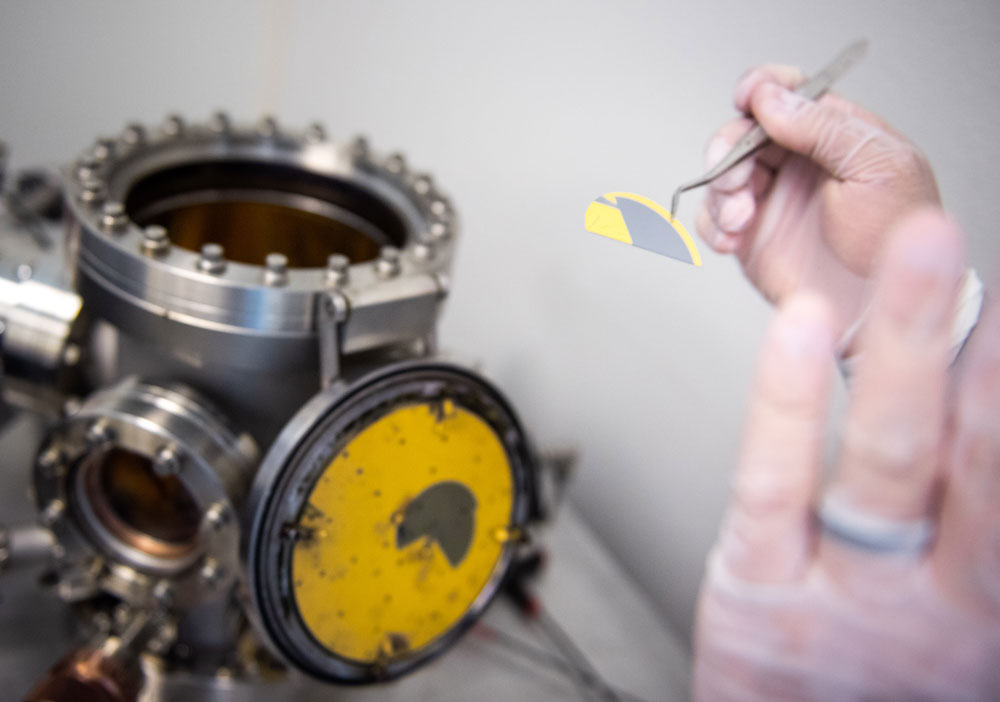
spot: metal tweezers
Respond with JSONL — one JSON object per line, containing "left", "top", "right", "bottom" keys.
{"left": 669, "top": 38, "right": 869, "bottom": 218}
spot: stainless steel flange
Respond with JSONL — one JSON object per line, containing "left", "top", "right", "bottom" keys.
{"left": 32, "top": 377, "right": 259, "bottom": 609}
{"left": 65, "top": 114, "right": 457, "bottom": 372}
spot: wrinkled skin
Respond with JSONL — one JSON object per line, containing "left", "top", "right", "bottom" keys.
{"left": 695, "top": 65, "right": 941, "bottom": 349}
{"left": 692, "top": 66, "right": 1000, "bottom": 701}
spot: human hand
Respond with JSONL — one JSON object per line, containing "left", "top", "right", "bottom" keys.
{"left": 695, "top": 65, "right": 941, "bottom": 347}
{"left": 693, "top": 209, "right": 1000, "bottom": 701}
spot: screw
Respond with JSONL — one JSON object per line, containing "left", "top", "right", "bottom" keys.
{"left": 433, "top": 272, "right": 450, "bottom": 300}
{"left": 163, "top": 114, "right": 185, "bottom": 137}
{"left": 76, "top": 158, "right": 101, "bottom": 182}
{"left": 152, "top": 580, "right": 174, "bottom": 609}
{"left": 385, "top": 153, "right": 406, "bottom": 175}
{"left": 78, "top": 180, "right": 107, "bottom": 207}
{"left": 430, "top": 198, "right": 450, "bottom": 219}
{"left": 428, "top": 221, "right": 449, "bottom": 242}
{"left": 197, "top": 243, "right": 226, "bottom": 274}
{"left": 152, "top": 445, "right": 182, "bottom": 476}
{"left": 122, "top": 123, "right": 146, "bottom": 147}
{"left": 210, "top": 111, "right": 231, "bottom": 136}
{"left": 62, "top": 343, "right": 81, "bottom": 367}
{"left": 141, "top": 225, "right": 170, "bottom": 256}
{"left": 40, "top": 499, "right": 66, "bottom": 527}
{"left": 350, "top": 135, "right": 369, "bottom": 160}
{"left": 258, "top": 115, "right": 278, "bottom": 139}
{"left": 37, "top": 446, "right": 66, "bottom": 479}
{"left": 413, "top": 242, "right": 435, "bottom": 262}
{"left": 263, "top": 252, "right": 289, "bottom": 286}
{"left": 101, "top": 201, "right": 129, "bottom": 232}
{"left": 147, "top": 617, "right": 178, "bottom": 655}
{"left": 375, "top": 247, "right": 401, "bottom": 279}
{"left": 92, "top": 138, "right": 116, "bottom": 163}
{"left": 413, "top": 174, "right": 433, "bottom": 195}
{"left": 199, "top": 558, "right": 224, "bottom": 587}
{"left": 326, "top": 254, "right": 350, "bottom": 287}
{"left": 85, "top": 420, "right": 113, "bottom": 447}
{"left": 204, "top": 502, "right": 230, "bottom": 530}
{"left": 305, "top": 122, "right": 326, "bottom": 142}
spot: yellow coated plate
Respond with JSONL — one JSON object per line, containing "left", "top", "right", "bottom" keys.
{"left": 291, "top": 400, "right": 514, "bottom": 663}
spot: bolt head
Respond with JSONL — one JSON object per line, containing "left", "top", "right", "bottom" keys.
{"left": 385, "top": 153, "right": 406, "bottom": 174}
{"left": 101, "top": 201, "right": 129, "bottom": 232}
{"left": 78, "top": 182, "right": 107, "bottom": 207}
{"left": 205, "top": 502, "right": 230, "bottom": 530}
{"left": 375, "top": 248, "right": 402, "bottom": 279}
{"left": 428, "top": 221, "right": 449, "bottom": 242}
{"left": 85, "top": 420, "right": 113, "bottom": 447}
{"left": 430, "top": 198, "right": 450, "bottom": 218}
{"left": 199, "top": 558, "right": 224, "bottom": 587}
{"left": 413, "top": 242, "right": 434, "bottom": 261}
{"left": 350, "top": 135, "right": 369, "bottom": 159}
{"left": 163, "top": 114, "right": 185, "bottom": 137}
{"left": 198, "top": 243, "right": 227, "bottom": 274}
{"left": 122, "top": 123, "right": 146, "bottom": 146}
{"left": 152, "top": 580, "right": 174, "bottom": 608}
{"left": 258, "top": 115, "right": 278, "bottom": 138}
{"left": 413, "top": 174, "right": 433, "bottom": 195}
{"left": 326, "top": 254, "right": 350, "bottom": 286}
{"left": 141, "top": 225, "right": 170, "bottom": 256}
{"left": 264, "top": 252, "right": 289, "bottom": 286}
{"left": 210, "top": 111, "right": 231, "bottom": 135}
{"left": 92, "top": 138, "right": 116, "bottom": 162}
{"left": 152, "top": 446, "right": 182, "bottom": 476}
{"left": 37, "top": 446, "right": 66, "bottom": 478}
{"left": 40, "top": 499, "right": 66, "bottom": 527}
{"left": 305, "top": 122, "right": 326, "bottom": 142}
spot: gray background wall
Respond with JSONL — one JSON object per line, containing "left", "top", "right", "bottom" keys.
{"left": 2, "top": 0, "right": 998, "bottom": 644}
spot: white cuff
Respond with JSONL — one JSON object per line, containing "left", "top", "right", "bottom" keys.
{"left": 838, "top": 268, "right": 984, "bottom": 379}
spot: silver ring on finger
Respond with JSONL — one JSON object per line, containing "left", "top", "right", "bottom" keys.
{"left": 818, "top": 492, "right": 934, "bottom": 555}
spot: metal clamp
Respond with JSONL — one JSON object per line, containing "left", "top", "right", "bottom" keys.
{"left": 317, "top": 291, "right": 350, "bottom": 389}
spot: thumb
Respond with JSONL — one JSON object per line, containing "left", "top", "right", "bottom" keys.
{"left": 750, "top": 82, "right": 888, "bottom": 181}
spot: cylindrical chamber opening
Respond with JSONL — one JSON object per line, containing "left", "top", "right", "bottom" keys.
{"left": 78, "top": 447, "right": 201, "bottom": 560}
{"left": 124, "top": 160, "right": 409, "bottom": 267}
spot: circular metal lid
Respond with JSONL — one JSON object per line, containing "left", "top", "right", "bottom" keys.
{"left": 244, "top": 361, "right": 536, "bottom": 682}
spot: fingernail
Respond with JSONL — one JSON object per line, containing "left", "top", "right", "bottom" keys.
{"left": 761, "top": 86, "right": 808, "bottom": 117}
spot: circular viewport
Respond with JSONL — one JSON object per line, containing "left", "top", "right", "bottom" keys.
{"left": 81, "top": 447, "right": 201, "bottom": 561}
{"left": 125, "top": 160, "right": 408, "bottom": 267}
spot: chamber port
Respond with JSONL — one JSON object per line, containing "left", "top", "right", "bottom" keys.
{"left": 124, "top": 160, "right": 408, "bottom": 267}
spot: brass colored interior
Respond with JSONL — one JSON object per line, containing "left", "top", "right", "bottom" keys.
{"left": 125, "top": 160, "right": 408, "bottom": 268}
{"left": 148, "top": 200, "right": 383, "bottom": 267}
{"left": 85, "top": 448, "right": 201, "bottom": 559}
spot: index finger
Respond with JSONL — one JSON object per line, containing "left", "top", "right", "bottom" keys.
{"left": 734, "top": 63, "right": 895, "bottom": 134}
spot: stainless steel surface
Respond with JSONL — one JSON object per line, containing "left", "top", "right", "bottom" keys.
{"left": 32, "top": 377, "right": 258, "bottom": 610}
{"left": 0, "top": 187, "right": 87, "bottom": 416}
{"left": 0, "top": 114, "right": 553, "bottom": 697}
{"left": 669, "top": 38, "right": 869, "bottom": 217}
{"left": 0, "top": 414, "right": 690, "bottom": 702}
{"left": 67, "top": 115, "right": 456, "bottom": 373}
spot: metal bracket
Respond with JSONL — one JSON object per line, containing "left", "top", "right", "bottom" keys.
{"left": 317, "top": 290, "right": 349, "bottom": 389}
